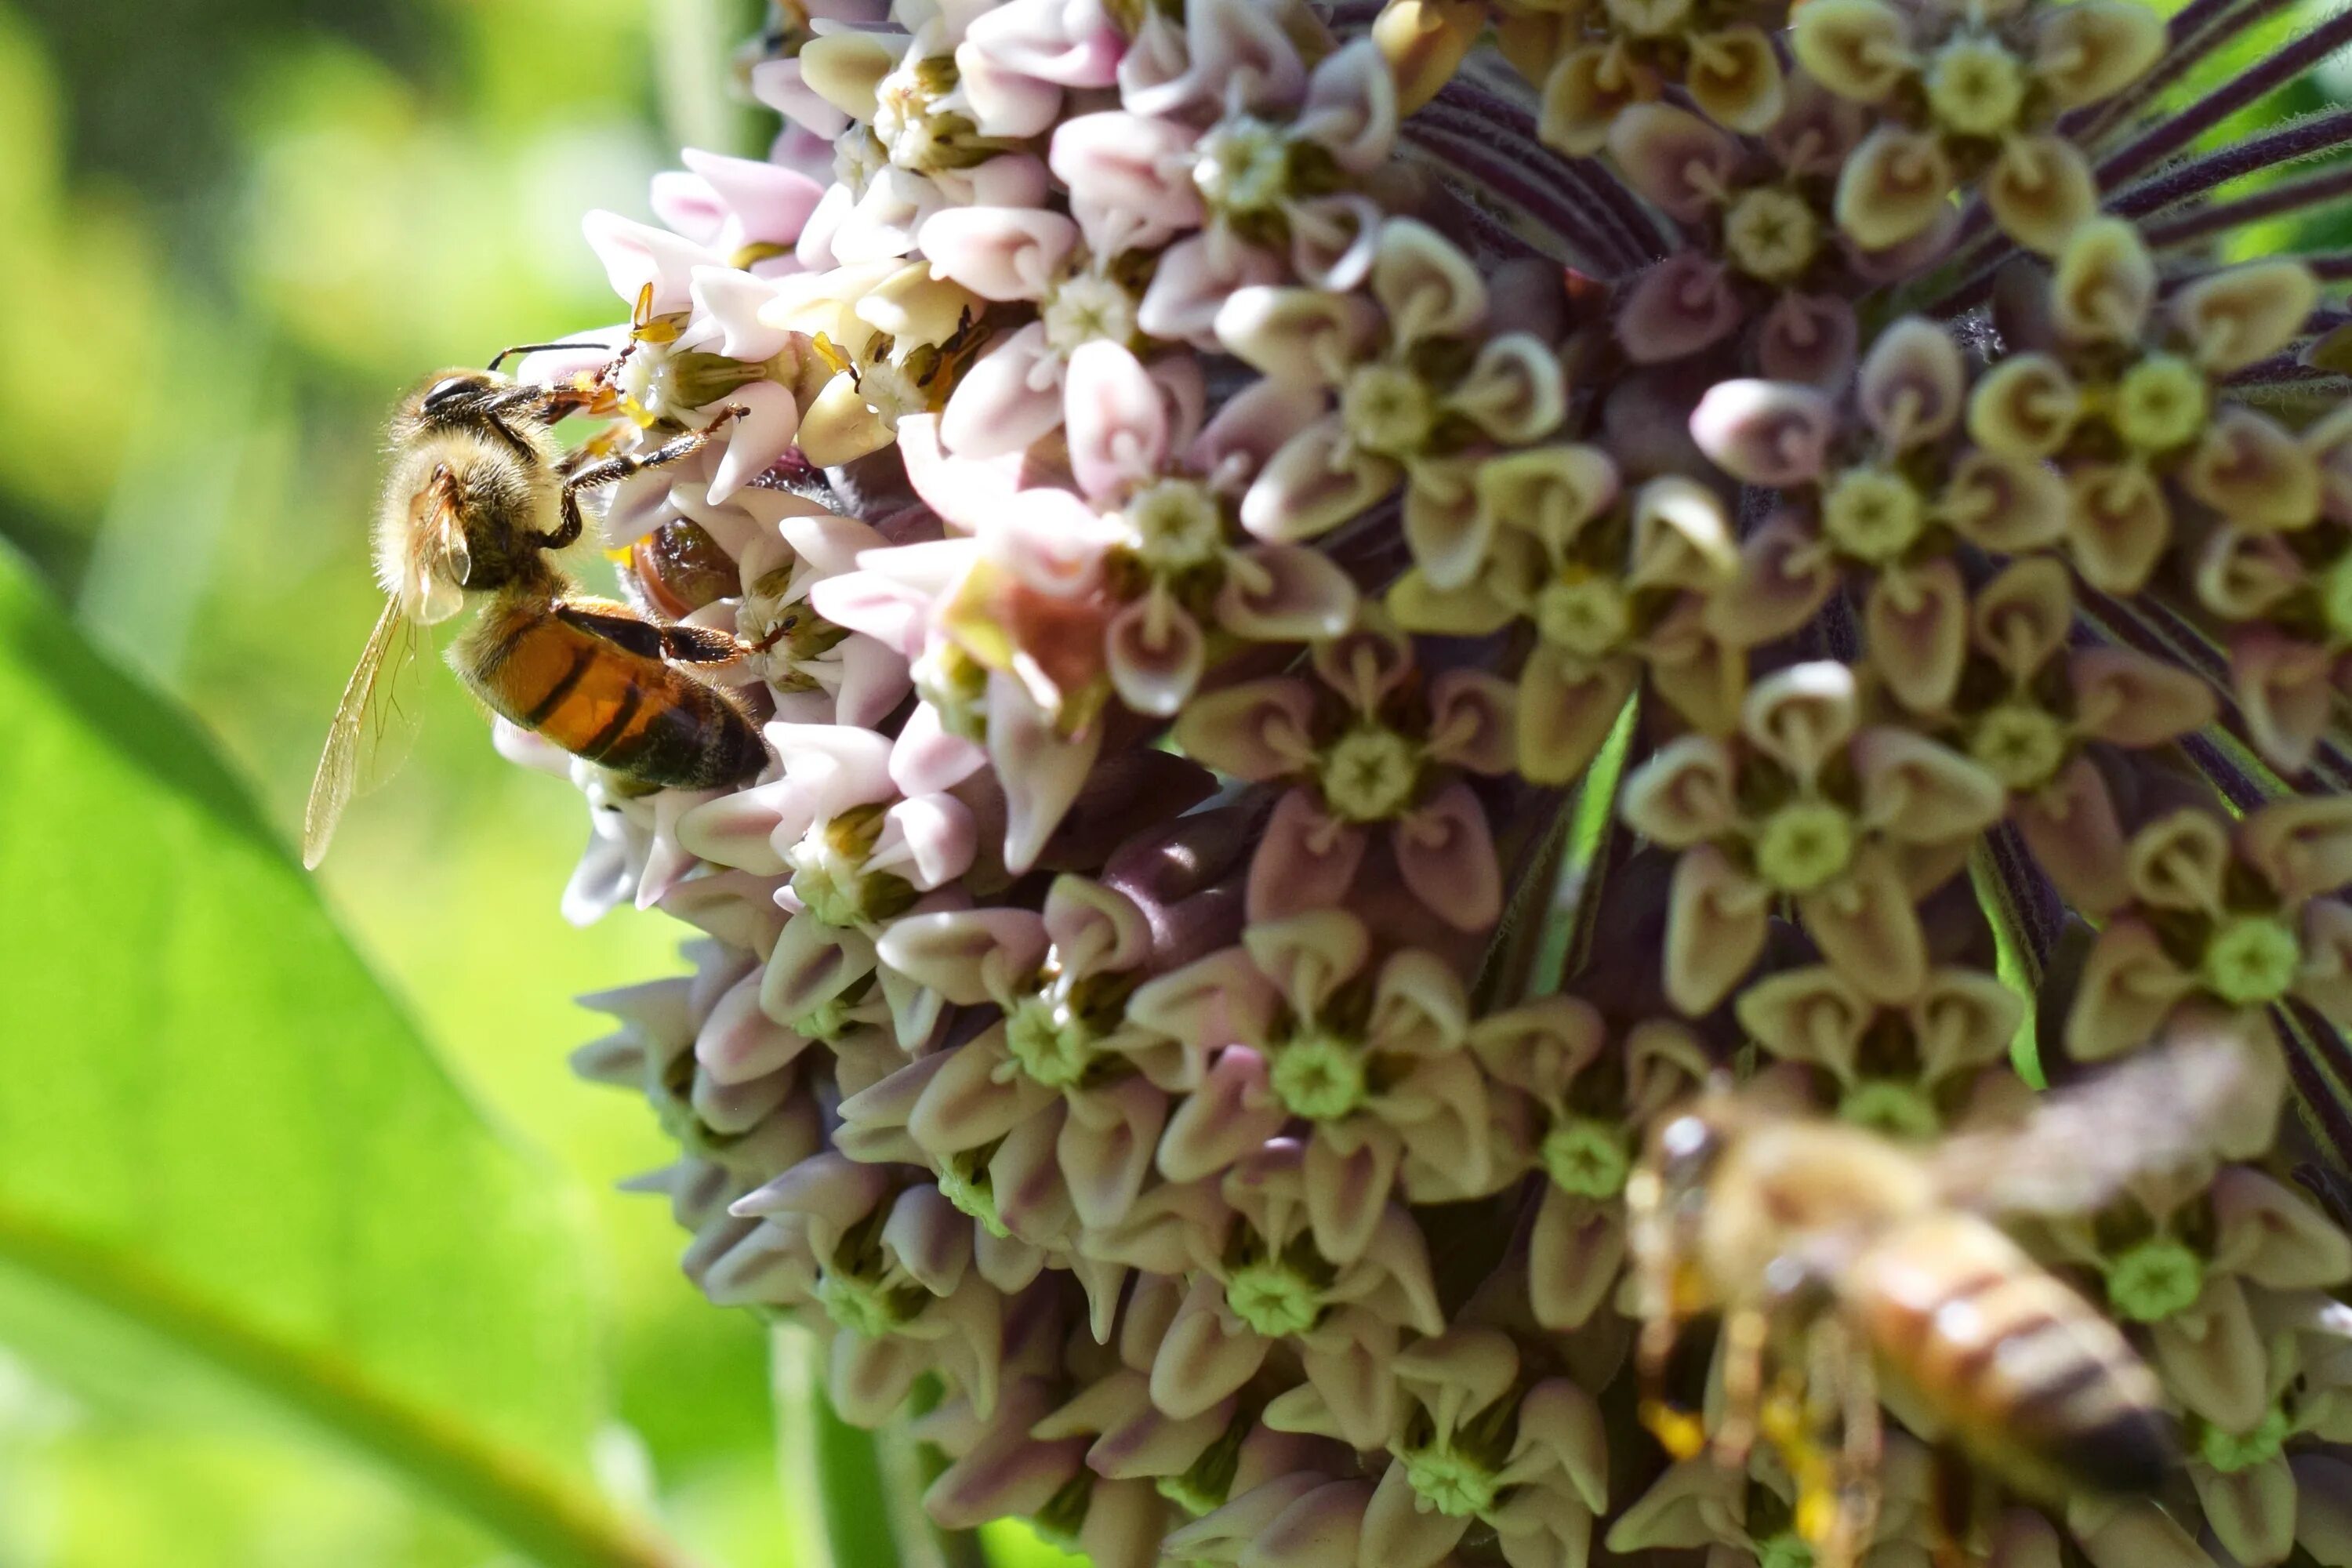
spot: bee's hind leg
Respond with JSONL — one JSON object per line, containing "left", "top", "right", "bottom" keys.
{"left": 552, "top": 600, "right": 754, "bottom": 675}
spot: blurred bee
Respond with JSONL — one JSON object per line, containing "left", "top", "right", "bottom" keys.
{"left": 303, "top": 348, "right": 770, "bottom": 867}
{"left": 1628, "top": 1033, "right": 2268, "bottom": 1567}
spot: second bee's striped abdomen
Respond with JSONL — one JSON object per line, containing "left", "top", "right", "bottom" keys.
{"left": 1847, "top": 1214, "right": 2172, "bottom": 1500}
{"left": 464, "top": 597, "right": 766, "bottom": 788}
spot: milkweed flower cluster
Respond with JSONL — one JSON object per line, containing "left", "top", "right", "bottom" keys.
{"left": 509, "top": 0, "right": 2352, "bottom": 1563}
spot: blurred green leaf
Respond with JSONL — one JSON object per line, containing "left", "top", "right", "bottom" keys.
{"left": 0, "top": 546, "right": 688, "bottom": 1568}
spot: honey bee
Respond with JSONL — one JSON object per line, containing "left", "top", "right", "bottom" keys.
{"left": 303, "top": 350, "right": 769, "bottom": 867}
{"left": 1628, "top": 1034, "right": 2267, "bottom": 1566}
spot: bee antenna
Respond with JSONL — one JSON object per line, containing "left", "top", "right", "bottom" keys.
{"left": 488, "top": 342, "right": 600, "bottom": 372}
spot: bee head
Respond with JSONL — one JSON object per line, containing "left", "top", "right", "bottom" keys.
{"left": 405, "top": 367, "right": 509, "bottom": 426}
{"left": 1626, "top": 1091, "right": 1741, "bottom": 1319}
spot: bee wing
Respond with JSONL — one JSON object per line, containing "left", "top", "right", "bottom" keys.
{"left": 1929, "top": 1032, "right": 2267, "bottom": 1217}
{"left": 301, "top": 598, "right": 426, "bottom": 868}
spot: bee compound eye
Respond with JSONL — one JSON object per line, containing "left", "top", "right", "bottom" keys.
{"left": 422, "top": 376, "right": 479, "bottom": 414}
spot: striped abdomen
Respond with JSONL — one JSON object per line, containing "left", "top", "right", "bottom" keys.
{"left": 464, "top": 596, "right": 766, "bottom": 788}
{"left": 1846, "top": 1212, "right": 2173, "bottom": 1500}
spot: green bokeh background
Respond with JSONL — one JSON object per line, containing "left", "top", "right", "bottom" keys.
{"left": 0, "top": 0, "right": 2343, "bottom": 1562}
{"left": 0, "top": 2, "right": 795, "bottom": 1561}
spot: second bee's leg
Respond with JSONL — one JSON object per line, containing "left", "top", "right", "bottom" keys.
{"left": 1714, "top": 1305, "right": 1769, "bottom": 1467}
{"left": 1807, "top": 1318, "right": 1882, "bottom": 1568}
{"left": 1928, "top": 1449, "right": 1977, "bottom": 1568}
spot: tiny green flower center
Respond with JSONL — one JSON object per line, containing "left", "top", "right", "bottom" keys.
{"left": 1341, "top": 363, "right": 1439, "bottom": 456}
{"left": 1541, "top": 1116, "right": 1632, "bottom": 1197}
{"left": 1154, "top": 1416, "right": 1247, "bottom": 1517}
{"left": 2202, "top": 913, "right": 2303, "bottom": 1006}
{"left": 619, "top": 343, "right": 767, "bottom": 425}
{"left": 913, "top": 643, "right": 990, "bottom": 742}
{"left": 2320, "top": 551, "right": 2352, "bottom": 645}
{"left": 1124, "top": 477, "right": 1225, "bottom": 575}
{"left": 1401, "top": 1443, "right": 1501, "bottom": 1519}
{"left": 2107, "top": 1236, "right": 2205, "bottom": 1323}
{"left": 1822, "top": 467, "right": 1926, "bottom": 564}
{"left": 2111, "top": 354, "right": 2209, "bottom": 454}
{"left": 1926, "top": 36, "right": 2027, "bottom": 137}
{"left": 1004, "top": 994, "right": 1097, "bottom": 1089}
{"left": 1753, "top": 800, "right": 1857, "bottom": 894}
{"left": 1194, "top": 117, "right": 1292, "bottom": 215}
{"left": 1839, "top": 1080, "right": 1941, "bottom": 1140}
{"left": 1224, "top": 1259, "right": 1324, "bottom": 1337}
{"left": 793, "top": 993, "right": 855, "bottom": 1043}
{"left": 1270, "top": 1030, "right": 1369, "bottom": 1121}
{"left": 817, "top": 1269, "right": 919, "bottom": 1337}
{"left": 935, "top": 1156, "right": 1010, "bottom": 1240}
{"left": 1723, "top": 187, "right": 1822, "bottom": 285}
{"left": 1968, "top": 702, "right": 2071, "bottom": 792}
{"left": 1318, "top": 724, "right": 1423, "bottom": 822}
{"left": 1757, "top": 1534, "right": 1818, "bottom": 1568}
{"left": 2200, "top": 1405, "right": 2291, "bottom": 1474}
{"left": 792, "top": 853, "right": 867, "bottom": 928}
{"left": 1536, "top": 572, "right": 1632, "bottom": 659}
{"left": 1042, "top": 270, "right": 1138, "bottom": 358}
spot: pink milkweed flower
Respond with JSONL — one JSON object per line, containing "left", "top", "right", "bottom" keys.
{"left": 1175, "top": 615, "right": 1516, "bottom": 931}
{"left": 903, "top": 344, "right": 1356, "bottom": 716}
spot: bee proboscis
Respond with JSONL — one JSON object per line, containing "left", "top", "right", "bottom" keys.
{"left": 303, "top": 353, "right": 769, "bottom": 867}
{"left": 1628, "top": 1033, "right": 2270, "bottom": 1566}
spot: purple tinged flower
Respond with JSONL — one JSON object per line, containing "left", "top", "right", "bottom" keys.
{"left": 1136, "top": 1138, "right": 1443, "bottom": 1442}
{"left": 1130, "top": 908, "right": 1500, "bottom": 1260}
{"left": 1621, "top": 659, "right": 2007, "bottom": 1013}
{"left": 1471, "top": 1000, "right": 1709, "bottom": 1327}
{"left": 2037, "top": 1163, "right": 2352, "bottom": 1433}
{"left": 1391, "top": 458, "right": 1748, "bottom": 782}
{"left": 845, "top": 874, "right": 1198, "bottom": 1232}
{"left": 2063, "top": 800, "right": 2352, "bottom": 1060}
{"left": 1795, "top": 0, "right": 2161, "bottom": 252}
{"left": 1736, "top": 963, "right": 2025, "bottom": 1138}
{"left": 1968, "top": 221, "right": 2320, "bottom": 597}
{"left": 1222, "top": 218, "right": 1568, "bottom": 588}
{"left": 906, "top": 343, "right": 1356, "bottom": 714}
{"left": 1174, "top": 615, "right": 1516, "bottom": 931}
{"left": 1059, "top": 28, "right": 1396, "bottom": 286}
{"left": 1356, "top": 1329, "right": 1609, "bottom": 1568}
{"left": 1606, "top": 1433, "right": 1939, "bottom": 1567}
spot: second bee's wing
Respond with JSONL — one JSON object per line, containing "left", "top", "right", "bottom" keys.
{"left": 1929, "top": 1032, "right": 2270, "bottom": 1218}
{"left": 302, "top": 598, "right": 426, "bottom": 868}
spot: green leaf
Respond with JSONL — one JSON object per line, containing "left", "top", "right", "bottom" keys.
{"left": 0, "top": 546, "right": 688, "bottom": 1568}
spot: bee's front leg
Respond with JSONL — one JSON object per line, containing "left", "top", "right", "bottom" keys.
{"left": 539, "top": 404, "right": 750, "bottom": 550}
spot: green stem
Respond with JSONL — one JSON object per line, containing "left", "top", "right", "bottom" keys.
{"left": 808, "top": 1338, "right": 906, "bottom": 1568}
{"left": 0, "top": 1201, "right": 692, "bottom": 1568}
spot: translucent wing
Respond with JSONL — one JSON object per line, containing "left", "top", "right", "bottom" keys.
{"left": 302, "top": 598, "right": 426, "bottom": 868}
{"left": 1929, "top": 1031, "right": 2267, "bottom": 1217}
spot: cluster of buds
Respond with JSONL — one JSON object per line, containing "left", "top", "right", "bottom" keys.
{"left": 514, "top": 0, "right": 2352, "bottom": 1563}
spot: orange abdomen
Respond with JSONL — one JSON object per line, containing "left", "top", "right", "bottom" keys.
{"left": 465, "top": 598, "right": 766, "bottom": 789}
{"left": 1846, "top": 1213, "right": 2172, "bottom": 1500}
